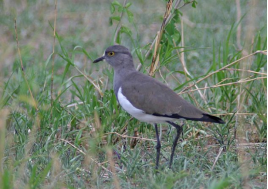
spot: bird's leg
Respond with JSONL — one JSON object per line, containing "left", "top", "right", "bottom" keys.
{"left": 154, "top": 124, "right": 161, "bottom": 170}
{"left": 167, "top": 121, "right": 183, "bottom": 168}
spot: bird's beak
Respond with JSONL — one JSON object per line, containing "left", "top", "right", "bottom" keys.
{"left": 93, "top": 56, "right": 105, "bottom": 63}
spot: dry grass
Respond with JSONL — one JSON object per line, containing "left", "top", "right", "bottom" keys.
{"left": 0, "top": 0, "right": 266, "bottom": 188}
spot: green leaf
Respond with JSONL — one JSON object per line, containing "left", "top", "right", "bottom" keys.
{"left": 173, "top": 33, "right": 181, "bottom": 45}
{"left": 73, "top": 46, "right": 93, "bottom": 60}
{"left": 44, "top": 52, "right": 53, "bottom": 67}
{"left": 125, "top": 2, "right": 132, "bottom": 8}
{"left": 110, "top": 4, "right": 115, "bottom": 14}
{"left": 126, "top": 10, "right": 134, "bottom": 23}
{"left": 112, "top": 0, "right": 123, "bottom": 8}
{"left": 75, "top": 129, "right": 83, "bottom": 145}
{"left": 58, "top": 54, "right": 74, "bottom": 67}
{"left": 2, "top": 169, "right": 13, "bottom": 189}
{"left": 117, "top": 5, "right": 123, "bottom": 12}
{"left": 192, "top": 1, "right": 198, "bottom": 8}
{"left": 35, "top": 162, "right": 52, "bottom": 188}
{"left": 57, "top": 53, "right": 75, "bottom": 84}
{"left": 173, "top": 9, "right": 182, "bottom": 22}
{"left": 109, "top": 16, "right": 121, "bottom": 25}
{"left": 110, "top": 16, "right": 121, "bottom": 21}
{"left": 165, "top": 21, "right": 176, "bottom": 35}
{"left": 120, "top": 26, "right": 132, "bottom": 36}
{"left": 116, "top": 31, "right": 121, "bottom": 44}
{"left": 208, "top": 178, "right": 231, "bottom": 189}
{"left": 62, "top": 61, "right": 71, "bottom": 83}
{"left": 29, "top": 165, "right": 38, "bottom": 187}
{"left": 55, "top": 31, "right": 68, "bottom": 56}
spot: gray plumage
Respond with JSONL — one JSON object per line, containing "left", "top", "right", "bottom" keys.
{"left": 93, "top": 45, "right": 224, "bottom": 124}
{"left": 93, "top": 44, "right": 225, "bottom": 169}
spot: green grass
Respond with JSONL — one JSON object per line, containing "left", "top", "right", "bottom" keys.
{"left": 0, "top": 0, "right": 267, "bottom": 188}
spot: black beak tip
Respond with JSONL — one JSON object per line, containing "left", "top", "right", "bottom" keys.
{"left": 93, "top": 56, "right": 105, "bottom": 63}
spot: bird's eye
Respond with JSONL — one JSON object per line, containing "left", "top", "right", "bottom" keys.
{"left": 107, "top": 51, "right": 115, "bottom": 56}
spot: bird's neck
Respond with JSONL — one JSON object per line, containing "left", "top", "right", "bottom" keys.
{"left": 113, "top": 65, "right": 136, "bottom": 97}
{"left": 114, "top": 61, "right": 135, "bottom": 72}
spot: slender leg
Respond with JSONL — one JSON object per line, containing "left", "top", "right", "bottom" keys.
{"left": 154, "top": 124, "right": 161, "bottom": 170}
{"left": 167, "top": 121, "right": 183, "bottom": 168}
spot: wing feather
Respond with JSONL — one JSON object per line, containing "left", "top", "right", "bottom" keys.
{"left": 121, "top": 72, "right": 205, "bottom": 119}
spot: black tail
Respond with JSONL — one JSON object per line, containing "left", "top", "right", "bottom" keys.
{"left": 153, "top": 113, "right": 225, "bottom": 124}
{"left": 201, "top": 114, "right": 225, "bottom": 124}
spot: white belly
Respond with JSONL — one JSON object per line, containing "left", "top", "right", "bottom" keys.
{"left": 117, "top": 87, "right": 176, "bottom": 123}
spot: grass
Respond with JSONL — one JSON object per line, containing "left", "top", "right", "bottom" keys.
{"left": 0, "top": 0, "right": 267, "bottom": 188}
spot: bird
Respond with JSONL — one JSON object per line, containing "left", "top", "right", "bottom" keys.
{"left": 93, "top": 45, "right": 225, "bottom": 169}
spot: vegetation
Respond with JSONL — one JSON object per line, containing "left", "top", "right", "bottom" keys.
{"left": 0, "top": 0, "right": 266, "bottom": 188}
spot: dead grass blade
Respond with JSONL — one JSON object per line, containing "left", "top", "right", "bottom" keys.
{"left": 174, "top": 17, "right": 212, "bottom": 112}
{"left": 75, "top": 67, "right": 104, "bottom": 97}
{"left": 179, "top": 76, "right": 267, "bottom": 94}
{"left": 224, "top": 68, "right": 267, "bottom": 75}
{"left": 105, "top": 132, "right": 156, "bottom": 142}
{"left": 211, "top": 147, "right": 224, "bottom": 171}
{"left": 179, "top": 50, "right": 267, "bottom": 94}
{"left": 149, "top": 0, "right": 172, "bottom": 76}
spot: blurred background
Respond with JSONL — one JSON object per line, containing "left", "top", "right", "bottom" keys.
{"left": 1, "top": 0, "right": 266, "bottom": 75}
